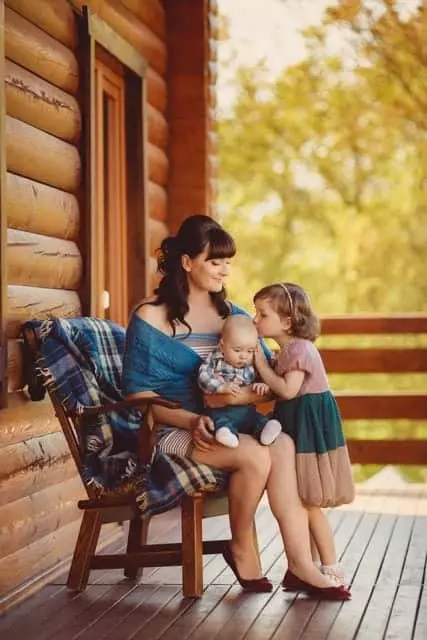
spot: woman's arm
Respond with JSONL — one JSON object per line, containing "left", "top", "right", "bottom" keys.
{"left": 204, "top": 386, "right": 275, "bottom": 408}
{"left": 255, "top": 345, "right": 304, "bottom": 400}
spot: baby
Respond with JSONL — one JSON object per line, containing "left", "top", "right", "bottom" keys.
{"left": 198, "top": 315, "right": 282, "bottom": 448}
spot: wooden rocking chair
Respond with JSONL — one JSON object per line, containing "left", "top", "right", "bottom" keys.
{"left": 23, "top": 321, "right": 259, "bottom": 598}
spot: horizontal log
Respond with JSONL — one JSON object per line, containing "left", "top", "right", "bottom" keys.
{"left": 0, "top": 394, "right": 60, "bottom": 448}
{"left": 0, "top": 519, "right": 81, "bottom": 596}
{"left": 0, "top": 457, "right": 77, "bottom": 508}
{"left": 0, "top": 476, "right": 83, "bottom": 558}
{"left": 96, "top": 0, "right": 166, "bottom": 75}
{"left": 147, "top": 103, "right": 167, "bottom": 148}
{"left": 6, "top": 116, "right": 81, "bottom": 193}
{"left": 148, "top": 142, "right": 168, "bottom": 186}
{"left": 121, "top": 0, "right": 165, "bottom": 38}
{"left": 336, "top": 392, "right": 427, "bottom": 420}
{"left": 6, "top": 172, "right": 80, "bottom": 240}
{"left": 5, "top": 6, "right": 79, "bottom": 94}
{"left": 0, "top": 431, "right": 70, "bottom": 483}
{"left": 5, "top": 0, "right": 77, "bottom": 48}
{"left": 7, "top": 228, "right": 82, "bottom": 289}
{"left": 146, "top": 66, "right": 166, "bottom": 112}
{"left": 7, "top": 339, "right": 24, "bottom": 392}
{"left": 321, "top": 348, "right": 427, "bottom": 373}
{"left": 7, "top": 284, "right": 81, "bottom": 339}
{"left": 5, "top": 59, "right": 81, "bottom": 143}
{"left": 148, "top": 218, "right": 168, "bottom": 255}
{"left": 347, "top": 439, "right": 427, "bottom": 465}
{"left": 147, "top": 181, "right": 167, "bottom": 222}
{"left": 321, "top": 315, "right": 427, "bottom": 335}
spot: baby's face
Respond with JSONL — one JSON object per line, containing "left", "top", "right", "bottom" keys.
{"left": 220, "top": 331, "right": 257, "bottom": 368}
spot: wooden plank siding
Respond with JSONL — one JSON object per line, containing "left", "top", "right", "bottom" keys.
{"left": 0, "top": 485, "right": 426, "bottom": 638}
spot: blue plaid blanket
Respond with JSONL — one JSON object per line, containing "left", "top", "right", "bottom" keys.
{"left": 22, "top": 317, "right": 227, "bottom": 516}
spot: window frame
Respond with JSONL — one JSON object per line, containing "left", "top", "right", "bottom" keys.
{"left": 79, "top": 7, "right": 150, "bottom": 321}
{"left": 0, "top": 0, "right": 7, "bottom": 408}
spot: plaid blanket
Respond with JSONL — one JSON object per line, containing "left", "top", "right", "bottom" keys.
{"left": 22, "top": 317, "right": 227, "bottom": 516}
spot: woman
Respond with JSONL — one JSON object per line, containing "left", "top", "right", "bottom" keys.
{"left": 122, "top": 215, "right": 350, "bottom": 599}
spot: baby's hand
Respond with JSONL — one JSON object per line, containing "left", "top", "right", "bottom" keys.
{"left": 219, "top": 381, "right": 241, "bottom": 396}
{"left": 252, "top": 382, "right": 270, "bottom": 396}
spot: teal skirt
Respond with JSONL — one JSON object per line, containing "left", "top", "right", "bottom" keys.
{"left": 274, "top": 392, "right": 355, "bottom": 508}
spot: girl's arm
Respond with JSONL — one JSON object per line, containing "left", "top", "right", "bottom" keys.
{"left": 254, "top": 345, "right": 304, "bottom": 400}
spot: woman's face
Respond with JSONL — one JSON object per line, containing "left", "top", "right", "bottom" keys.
{"left": 183, "top": 246, "right": 232, "bottom": 293}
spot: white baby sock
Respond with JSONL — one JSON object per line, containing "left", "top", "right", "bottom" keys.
{"left": 216, "top": 427, "right": 239, "bottom": 448}
{"left": 260, "top": 419, "right": 282, "bottom": 446}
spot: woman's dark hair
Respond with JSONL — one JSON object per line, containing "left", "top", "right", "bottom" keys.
{"left": 153, "top": 214, "right": 236, "bottom": 335}
{"left": 254, "top": 282, "right": 320, "bottom": 342}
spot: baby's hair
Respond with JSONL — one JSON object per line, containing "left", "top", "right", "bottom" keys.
{"left": 222, "top": 314, "right": 258, "bottom": 342}
{"left": 254, "top": 282, "right": 320, "bottom": 342}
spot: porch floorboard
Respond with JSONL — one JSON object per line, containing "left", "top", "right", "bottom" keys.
{"left": 1, "top": 484, "right": 426, "bottom": 640}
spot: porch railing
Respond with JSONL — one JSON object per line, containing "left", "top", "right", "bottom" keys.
{"left": 320, "top": 315, "right": 427, "bottom": 465}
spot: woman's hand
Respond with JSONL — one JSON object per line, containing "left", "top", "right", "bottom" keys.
{"left": 191, "top": 415, "right": 216, "bottom": 452}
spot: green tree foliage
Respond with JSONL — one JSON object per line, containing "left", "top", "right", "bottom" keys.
{"left": 219, "top": 1, "right": 427, "bottom": 315}
{"left": 218, "top": 1, "right": 427, "bottom": 481}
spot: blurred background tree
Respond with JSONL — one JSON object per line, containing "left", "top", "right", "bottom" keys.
{"left": 219, "top": 0, "right": 427, "bottom": 314}
{"left": 217, "top": 0, "right": 427, "bottom": 481}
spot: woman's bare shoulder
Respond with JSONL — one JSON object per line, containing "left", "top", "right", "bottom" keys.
{"left": 135, "top": 299, "right": 167, "bottom": 330}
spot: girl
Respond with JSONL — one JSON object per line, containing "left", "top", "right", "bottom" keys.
{"left": 253, "top": 282, "right": 355, "bottom": 587}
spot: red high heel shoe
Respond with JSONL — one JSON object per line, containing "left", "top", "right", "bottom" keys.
{"left": 282, "top": 569, "right": 351, "bottom": 601}
{"left": 223, "top": 544, "right": 273, "bottom": 593}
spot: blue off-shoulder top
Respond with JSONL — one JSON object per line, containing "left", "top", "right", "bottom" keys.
{"left": 121, "top": 302, "right": 269, "bottom": 421}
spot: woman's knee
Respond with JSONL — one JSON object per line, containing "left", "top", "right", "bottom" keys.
{"left": 237, "top": 436, "right": 271, "bottom": 479}
{"left": 270, "top": 433, "right": 295, "bottom": 464}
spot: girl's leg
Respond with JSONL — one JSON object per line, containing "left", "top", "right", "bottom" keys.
{"left": 310, "top": 534, "right": 320, "bottom": 565}
{"left": 266, "top": 435, "right": 330, "bottom": 588}
{"left": 307, "top": 507, "right": 336, "bottom": 566}
{"left": 192, "top": 433, "right": 271, "bottom": 579}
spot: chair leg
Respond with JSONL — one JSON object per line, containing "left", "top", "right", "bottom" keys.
{"left": 124, "top": 515, "right": 150, "bottom": 580}
{"left": 67, "top": 510, "right": 102, "bottom": 591}
{"left": 181, "top": 494, "right": 204, "bottom": 598}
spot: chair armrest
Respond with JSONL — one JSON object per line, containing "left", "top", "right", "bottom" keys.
{"left": 75, "top": 394, "right": 181, "bottom": 417}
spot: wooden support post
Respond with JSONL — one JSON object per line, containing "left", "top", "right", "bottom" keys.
{"left": 181, "top": 494, "right": 204, "bottom": 598}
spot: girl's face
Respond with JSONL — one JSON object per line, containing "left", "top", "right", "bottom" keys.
{"left": 254, "top": 297, "right": 290, "bottom": 340}
{"left": 182, "top": 246, "right": 232, "bottom": 293}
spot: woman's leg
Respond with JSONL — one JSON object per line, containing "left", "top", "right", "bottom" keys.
{"left": 192, "top": 433, "right": 270, "bottom": 579}
{"left": 266, "top": 434, "right": 330, "bottom": 588}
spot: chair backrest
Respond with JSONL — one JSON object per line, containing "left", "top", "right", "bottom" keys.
{"left": 23, "top": 317, "right": 140, "bottom": 497}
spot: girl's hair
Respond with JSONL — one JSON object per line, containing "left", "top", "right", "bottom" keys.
{"left": 254, "top": 282, "right": 320, "bottom": 342}
{"left": 153, "top": 214, "right": 236, "bottom": 335}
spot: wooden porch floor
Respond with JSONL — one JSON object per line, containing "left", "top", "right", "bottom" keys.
{"left": 1, "top": 481, "right": 426, "bottom": 640}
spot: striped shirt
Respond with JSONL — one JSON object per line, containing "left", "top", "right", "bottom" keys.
{"left": 156, "top": 332, "right": 219, "bottom": 457}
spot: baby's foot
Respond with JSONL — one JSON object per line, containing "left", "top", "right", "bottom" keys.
{"left": 321, "top": 563, "right": 345, "bottom": 587}
{"left": 216, "top": 427, "right": 239, "bottom": 448}
{"left": 260, "top": 419, "right": 282, "bottom": 445}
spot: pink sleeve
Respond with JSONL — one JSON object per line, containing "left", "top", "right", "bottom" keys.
{"left": 275, "top": 340, "right": 313, "bottom": 376}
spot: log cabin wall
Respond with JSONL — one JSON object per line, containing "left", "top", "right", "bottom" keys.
{"left": 0, "top": 0, "right": 171, "bottom": 609}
